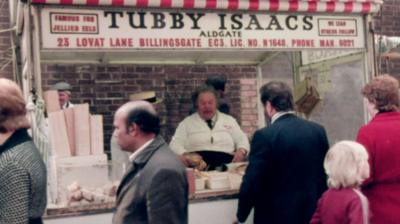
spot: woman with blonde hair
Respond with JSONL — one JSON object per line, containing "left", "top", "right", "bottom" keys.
{"left": 357, "top": 74, "right": 400, "bottom": 224}
{"left": 0, "top": 78, "right": 47, "bottom": 224}
{"left": 311, "top": 141, "right": 370, "bottom": 224}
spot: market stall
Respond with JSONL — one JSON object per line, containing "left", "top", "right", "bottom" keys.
{"left": 9, "top": 0, "right": 382, "bottom": 223}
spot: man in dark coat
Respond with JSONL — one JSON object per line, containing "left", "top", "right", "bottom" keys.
{"left": 112, "top": 100, "right": 188, "bottom": 224}
{"left": 235, "top": 81, "right": 329, "bottom": 224}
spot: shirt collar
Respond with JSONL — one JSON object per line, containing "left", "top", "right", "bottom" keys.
{"left": 210, "top": 112, "right": 218, "bottom": 123}
{"left": 128, "top": 138, "right": 154, "bottom": 162}
{"left": 196, "top": 112, "right": 218, "bottom": 124}
{"left": 62, "top": 102, "right": 68, "bottom": 109}
{"left": 62, "top": 101, "right": 74, "bottom": 109}
{"left": 271, "top": 111, "right": 295, "bottom": 124}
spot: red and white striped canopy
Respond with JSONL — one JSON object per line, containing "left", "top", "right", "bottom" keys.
{"left": 30, "top": 0, "right": 383, "bottom": 14}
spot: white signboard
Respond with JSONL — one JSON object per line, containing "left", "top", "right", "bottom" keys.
{"left": 301, "top": 49, "right": 362, "bottom": 65}
{"left": 40, "top": 8, "right": 366, "bottom": 50}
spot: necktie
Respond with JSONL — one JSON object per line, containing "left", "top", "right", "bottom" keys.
{"left": 206, "top": 119, "right": 214, "bottom": 144}
{"left": 206, "top": 119, "right": 213, "bottom": 129}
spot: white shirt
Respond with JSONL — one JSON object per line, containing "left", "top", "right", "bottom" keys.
{"left": 129, "top": 138, "right": 154, "bottom": 162}
{"left": 62, "top": 101, "right": 74, "bottom": 109}
{"left": 271, "top": 111, "right": 296, "bottom": 124}
{"left": 170, "top": 112, "right": 249, "bottom": 155}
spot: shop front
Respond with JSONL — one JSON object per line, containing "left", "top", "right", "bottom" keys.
{"left": 10, "top": 0, "right": 382, "bottom": 223}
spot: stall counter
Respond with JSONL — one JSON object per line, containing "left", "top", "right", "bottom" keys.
{"left": 44, "top": 189, "right": 254, "bottom": 224}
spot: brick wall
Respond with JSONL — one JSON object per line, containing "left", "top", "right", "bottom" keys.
{"left": 41, "top": 64, "right": 258, "bottom": 154}
{"left": 373, "top": 0, "right": 400, "bottom": 37}
{"left": 373, "top": 0, "right": 400, "bottom": 79}
{"left": 0, "top": 0, "right": 13, "bottom": 79}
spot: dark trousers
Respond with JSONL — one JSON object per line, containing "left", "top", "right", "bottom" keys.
{"left": 30, "top": 217, "right": 43, "bottom": 224}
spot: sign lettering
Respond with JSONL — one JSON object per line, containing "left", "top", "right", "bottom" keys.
{"left": 41, "top": 8, "right": 365, "bottom": 50}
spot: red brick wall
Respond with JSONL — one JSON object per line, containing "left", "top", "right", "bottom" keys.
{"left": 373, "top": 0, "right": 400, "bottom": 37}
{"left": 41, "top": 64, "right": 258, "bottom": 154}
{"left": 373, "top": 0, "right": 400, "bottom": 79}
{"left": 0, "top": 0, "right": 13, "bottom": 79}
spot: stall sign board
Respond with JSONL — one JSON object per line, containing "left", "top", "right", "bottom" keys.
{"left": 40, "top": 8, "right": 366, "bottom": 50}
{"left": 301, "top": 49, "right": 362, "bottom": 65}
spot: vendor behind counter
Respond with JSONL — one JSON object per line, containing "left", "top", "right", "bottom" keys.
{"left": 170, "top": 85, "right": 249, "bottom": 170}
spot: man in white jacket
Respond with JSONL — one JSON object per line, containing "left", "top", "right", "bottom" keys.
{"left": 170, "top": 85, "right": 249, "bottom": 170}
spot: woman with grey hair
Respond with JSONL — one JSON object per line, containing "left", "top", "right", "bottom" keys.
{"left": 0, "top": 78, "right": 47, "bottom": 224}
{"left": 356, "top": 74, "right": 400, "bottom": 224}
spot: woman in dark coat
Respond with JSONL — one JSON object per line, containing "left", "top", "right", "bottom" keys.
{"left": 0, "top": 78, "right": 47, "bottom": 224}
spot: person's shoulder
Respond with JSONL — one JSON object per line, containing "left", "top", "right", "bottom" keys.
{"left": 176, "top": 113, "right": 197, "bottom": 127}
{"left": 253, "top": 126, "right": 274, "bottom": 139}
{"left": 2, "top": 140, "right": 39, "bottom": 160}
{"left": 150, "top": 144, "right": 185, "bottom": 170}
{"left": 326, "top": 188, "right": 359, "bottom": 197}
{"left": 308, "top": 120, "right": 325, "bottom": 130}
{"left": 0, "top": 149, "right": 32, "bottom": 176}
{"left": 357, "top": 123, "right": 370, "bottom": 135}
{"left": 218, "top": 112, "right": 237, "bottom": 122}
{"left": 183, "top": 113, "right": 198, "bottom": 122}
{"left": 294, "top": 116, "right": 325, "bottom": 130}
{"left": 148, "top": 154, "right": 186, "bottom": 177}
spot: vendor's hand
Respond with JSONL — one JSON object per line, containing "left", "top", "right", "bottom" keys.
{"left": 232, "top": 148, "right": 247, "bottom": 163}
{"left": 179, "top": 154, "right": 192, "bottom": 167}
{"left": 180, "top": 153, "right": 208, "bottom": 171}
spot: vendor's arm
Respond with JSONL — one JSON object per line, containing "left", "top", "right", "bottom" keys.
{"left": 232, "top": 148, "right": 247, "bottom": 163}
{"left": 170, "top": 121, "right": 188, "bottom": 155}
{"left": 170, "top": 121, "right": 192, "bottom": 166}
{"left": 230, "top": 117, "right": 250, "bottom": 162}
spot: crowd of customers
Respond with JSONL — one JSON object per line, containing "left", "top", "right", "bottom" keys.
{"left": 1, "top": 74, "right": 399, "bottom": 224}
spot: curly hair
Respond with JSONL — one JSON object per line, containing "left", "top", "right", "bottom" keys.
{"left": 362, "top": 74, "right": 399, "bottom": 112}
{"left": 0, "top": 78, "right": 30, "bottom": 133}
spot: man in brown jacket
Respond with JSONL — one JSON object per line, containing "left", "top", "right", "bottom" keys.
{"left": 112, "top": 100, "right": 188, "bottom": 224}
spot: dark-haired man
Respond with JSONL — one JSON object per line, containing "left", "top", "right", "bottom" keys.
{"left": 205, "top": 75, "right": 230, "bottom": 114}
{"left": 235, "top": 81, "right": 329, "bottom": 224}
{"left": 112, "top": 100, "right": 188, "bottom": 224}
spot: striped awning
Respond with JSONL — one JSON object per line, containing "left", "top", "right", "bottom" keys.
{"left": 30, "top": 0, "right": 383, "bottom": 14}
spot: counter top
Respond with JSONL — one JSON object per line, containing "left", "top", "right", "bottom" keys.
{"left": 190, "top": 188, "right": 239, "bottom": 202}
{"left": 45, "top": 202, "right": 116, "bottom": 219}
{"left": 44, "top": 188, "right": 239, "bottom": 219}
{"left": 45, "top": 164, "right": 246, "bottom": 219}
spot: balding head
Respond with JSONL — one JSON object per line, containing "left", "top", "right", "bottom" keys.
{"left": 113, "top": 101, "right": 160, "bottom": 152}
{"left": 115, "top": 100, "right": 157, "bottom": 119}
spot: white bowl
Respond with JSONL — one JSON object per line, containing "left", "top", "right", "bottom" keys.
{"left": 195, "top": 178, "right": 206, "bottom": 191}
